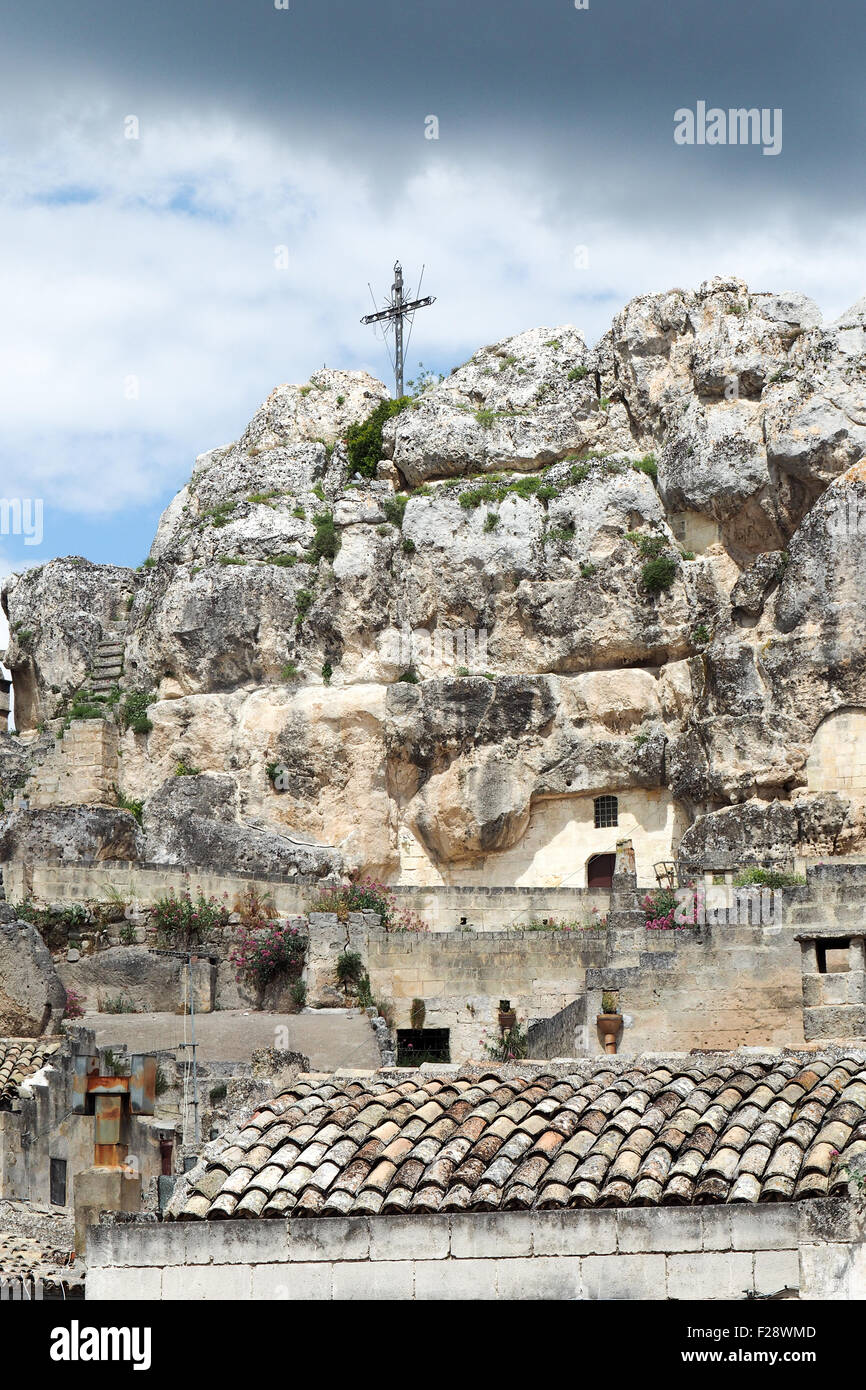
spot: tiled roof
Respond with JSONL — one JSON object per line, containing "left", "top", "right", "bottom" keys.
{"left": 170, "top": 1053, "right": 866, "bottom": 1219}
{"left": 0, "top": 1039, "right": 61, "bottom": 1107}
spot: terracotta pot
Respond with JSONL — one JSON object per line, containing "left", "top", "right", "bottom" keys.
{"left": 597, "top": 1012, "right": 623, "bottom": 1055}
{"left": 498, "top": 1008, "right": 517, "bottom": 1033}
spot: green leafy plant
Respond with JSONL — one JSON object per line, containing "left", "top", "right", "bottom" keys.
{"left": 294, "top": 588, "right": 314, "bottom": 625}
{"left": 692, "top": 623, "right": 711, "bottom": 645}
{"left": 600, "top": 991, "right": 619, "bottom": 1015}
{"left": 398, "top": 668, "right": 419, "bottom": 684}
{"left": 290, "top": 979, "right": 308, "bottom": 1009}
{"left": 483, "top": 512, "right": 500, "bottom": 532}
{"left": 641, "top": 554, "right": 678, "bottom": 594}
{"left": 114, "top": 786, "right": 144, "bottom": 825}
{"left": 198, "top": 501, "right": 236, "bottom": 529}
{"left": 174, "top": 759, "right": 201, "bottom": 777}
{"left": 625, "top": 530, "right": 667, "bottom": 559}
{"left": 120, "top": 690, "right": 154, "bottom": 735}
{"left": 100, "top": 995, "right": 138, "bottom": 1014}
{"left": 119, "top": 921, "right": 138, "bottom": 946}
{"left": 345, "top": 397, "right": 411, "bottom": 477}
{"left": 383, "top": 494, "right": 409, "bottom": 528}
{"left": 568, "top": 365, "right": 588, "bottom": 381}
{"left": 483, "top": 1021, "right": 528, "bottom": 1061}
{"left": 401, "top": 536, "right": 416, "bottom": 554}
{"left": 280, "top": 662, "right": 299, "bottom": 682}
{"left": 335, "top": 949, "right": 364, "bottom": 996}
{"left": 732, "top": 866, "right": 805, "bottom": 888}
{"left": 321, "top": 661, "right": 333, "bottom": 685}
{"left": 633, "top": 453, "right": 658, "bottom": 480}
{"left": 308, "top": 876, "right": 428, "bottom": 933}
{"left": 305, "top": 510, "right": 340, "bottom": 563}
{"left": 153, "top": 888, "right": 230, "bottom": 947}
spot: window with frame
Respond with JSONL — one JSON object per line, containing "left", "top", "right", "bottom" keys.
{"left": 594, "top": 795, "right": 618, "bottom": 829}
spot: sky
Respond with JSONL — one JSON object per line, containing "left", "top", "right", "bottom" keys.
{"left": 1, "top": 0, "right": 864, "bottom": 647}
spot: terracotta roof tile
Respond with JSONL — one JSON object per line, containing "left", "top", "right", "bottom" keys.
{"left": 167, "top": 1053, "right": 866, "bottom": 1220}
{"left": 0, "top": 1038, "right": 61, "bottom": 1106}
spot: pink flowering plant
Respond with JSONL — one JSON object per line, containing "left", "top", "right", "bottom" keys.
{"left": 309, "top": 876, "right": 428, "bottom": 933}
{"left": 230, "top": 921, "right": 306, "bottom": 993}
{"left": 63, "top": 986, "right": 86, "bottom": 1020}
{"left": 152, "top": 888, "right": 231, "bottom": 947}
{"left": 642, "top": 886, "right": 703, "bottom": 930}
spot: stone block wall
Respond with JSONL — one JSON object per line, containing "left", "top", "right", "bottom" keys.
{"left": 3, "top": 861, "right": 608, "bottom": 933}
{"left": 587, "top": 922, "right": 807, "bottom": 1053}
{"left": 366, "top": 927, "right": 608, "bottom": 1061}
{"left": 25, "top": 720, "right": 119, "bottom": 809}
{"left": 85, "top": 1199, "right": 866, "bottom": 1301}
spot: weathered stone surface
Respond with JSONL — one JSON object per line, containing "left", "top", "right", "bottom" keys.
{"left": 4, "top": 278, "right": 866, "bottom": 882}
{"left": 142, "top": 772, "right": 341, "bottom": 878}
{"left": 0, "top": 919, "right": 67, "bottom": 1034}
{"left": 0, "top": 805, "right": 143, "bottom": 865}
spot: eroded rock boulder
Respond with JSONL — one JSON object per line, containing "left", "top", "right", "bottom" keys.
{"left": 0, "top": 919, "right": 67, "bottom": 1035}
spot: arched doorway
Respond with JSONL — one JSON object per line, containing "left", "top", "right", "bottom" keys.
{"left": 587, "top": 852, "right": 616, "bottom": 889}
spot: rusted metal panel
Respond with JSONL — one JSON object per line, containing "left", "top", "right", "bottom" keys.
{"left": 87, "top": 1077, "right": 129, "bottom": 1095}
{"left": 94, "top": 1144, "right": 126, "bottom": 1167}
{"left": 129, "top": 1055, "right": 156, "bottom": 1115}
{"left": 94, "top": 1093, "right": 122, "bottom": 1146}
{"left": 71, "top": 1054, "right": 91, "bottom": 1113}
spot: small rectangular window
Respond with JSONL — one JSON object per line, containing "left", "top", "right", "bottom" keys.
{"left": 594, "top": 795, "right": 618, "bottom": 829}
{"left": 396, "top": 1029, "right": 450, "bottom": 1066}
{"left": 817, "top": 939, "right": 850, "bottom": 974}
{"left": 50, "top": 1157, "right": 67, "bottom": 1207}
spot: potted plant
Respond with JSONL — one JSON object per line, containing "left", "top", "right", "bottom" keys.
{"left": 597, "top": 989, "right": 623, "bottom": 1054}
{"left": 497, "top": 998, "right": 517, "bottom": 1032}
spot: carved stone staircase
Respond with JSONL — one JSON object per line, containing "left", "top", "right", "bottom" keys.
{"left": 85, "top": 616, "right": 128, "bottom": 699}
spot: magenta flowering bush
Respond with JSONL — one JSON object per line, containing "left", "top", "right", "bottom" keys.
{"left": 63, "top": 986, "right": 86, "bottom": 1020}
{"left": 642, "top": 887, "right": 702, "bottom": 930}
{"left": 152, "top": 888, "right": 231, "bottom": 947}
{"left": 309, "top": 876, "right": 428, "bottom": 933}
{"left": 230, "top": 922, "right": 307, "bottom": 993}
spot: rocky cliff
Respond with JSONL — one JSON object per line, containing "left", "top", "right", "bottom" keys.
{"left": 3, "top": 275, "right": 866, "bottom": 882}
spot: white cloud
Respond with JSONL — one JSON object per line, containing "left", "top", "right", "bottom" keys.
{"left": 1, "top": 110, "right": 864, "bottom": 521}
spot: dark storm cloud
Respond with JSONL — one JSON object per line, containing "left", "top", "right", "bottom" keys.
{"left": 3, "top": 0, "right": 865, "bottom": 216}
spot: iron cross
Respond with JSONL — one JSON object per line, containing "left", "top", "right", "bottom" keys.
{"left": 361, "top": 261, "right": 436, "bottom": 398}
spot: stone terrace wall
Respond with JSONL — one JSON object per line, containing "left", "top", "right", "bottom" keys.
{"left": 85, "top": 1199, "right": 866, "bottom": 1301}
{"left": 588, "top": 922, "right": 807, "bottom": 1052}
{"left": 365, "top": 928, "right": 608, "bottom": 1061}
{"left": 2, "top": 861, "right": 607, "bottom": 932}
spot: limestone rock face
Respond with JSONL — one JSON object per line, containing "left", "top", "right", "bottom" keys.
{"left": 385, "top": 326, "right": 605, "bottom": 485}
{"left": 0, "top": 919, "right": 67, "bottom": 1035}
{"left": 142, "top": 772, "right": 342, "bottom": 878}
{"left": 0, "top": 806, "right": 143, "bottom": 865}
{"left": 1, "top": 559, "right": 133, "bottom": 726}
{"left": 5, "top": 280, "right": 866, "bottom": 883}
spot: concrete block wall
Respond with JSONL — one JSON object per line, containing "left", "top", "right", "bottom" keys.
{"left": 85, "top": 1200, "right": 865, "bottom": 1301}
